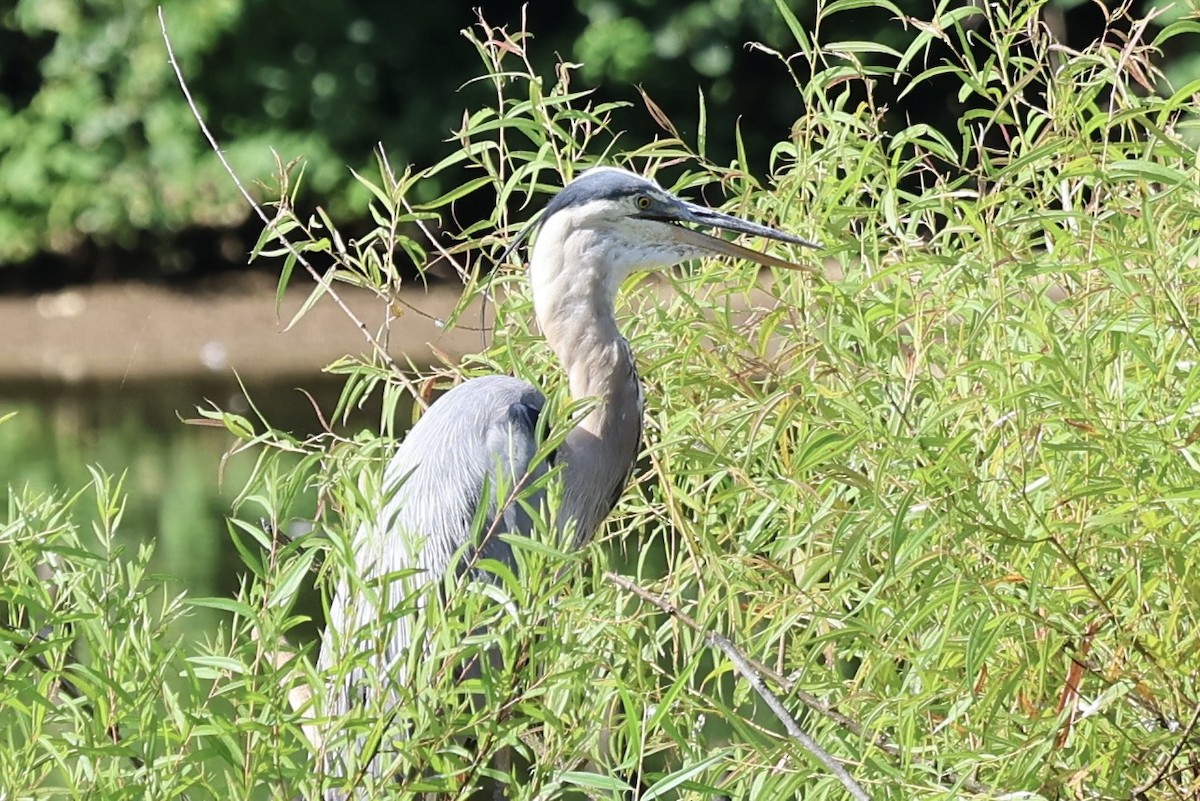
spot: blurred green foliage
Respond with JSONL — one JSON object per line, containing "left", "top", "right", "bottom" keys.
{"left": 4, "top": 0, "right": 1193, "bottom": 272}
{"left": 0, "top": 0, "right": 249, "bottom": 264}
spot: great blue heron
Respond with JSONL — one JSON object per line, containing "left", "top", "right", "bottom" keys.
{"left": 318, "top": 166, "right": 818, "bottom": 792}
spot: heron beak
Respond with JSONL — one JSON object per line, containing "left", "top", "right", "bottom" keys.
{"left": 665, "top": 200, "right": 821, "bottom": 272}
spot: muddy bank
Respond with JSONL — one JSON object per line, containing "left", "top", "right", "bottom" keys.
{"left": 0, "top": 275, "right": 484, "bottom": 386}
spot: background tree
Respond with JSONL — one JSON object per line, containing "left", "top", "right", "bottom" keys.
{"left": 1, "top": 0, "right": 1191, "bottom": 283}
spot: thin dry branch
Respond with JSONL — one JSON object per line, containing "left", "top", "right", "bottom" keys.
{"left": 157, "top": 7, "right": 428, "bottom": 410}
{"left": 605, "top": 572, "right": 871, "bottom": 801}
{"left": 1131, "top": 701, "right": 1200, "bottom": 799}
{"left": 604, "top": 572, "right": 1003, "bottom": 797}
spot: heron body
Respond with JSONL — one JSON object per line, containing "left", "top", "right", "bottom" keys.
{"left": 319, "top": 167, "right": 817, "bottom": 791}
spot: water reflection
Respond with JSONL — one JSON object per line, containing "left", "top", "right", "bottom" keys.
{"left": 0, "top": 377, "right": 389, "bottom": 646}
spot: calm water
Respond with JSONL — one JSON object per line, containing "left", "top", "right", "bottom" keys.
{"left": 0, "top": 376, "right": 391, "bottom": 645}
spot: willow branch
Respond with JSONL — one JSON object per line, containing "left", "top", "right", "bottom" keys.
{"left": 1131, "top": 701, "right": 1200, "bottom": 798}
{"left": 3, "top": 623, "right": 146, "bottom": 769}
{"left": 157, "top": 7, "right": 427, "bottom": 409}
{"left": 605, "top": 572, "right": 871, "bottom": 801}
{"left": 603, "top": 573, "right": 1002, "bottom": 796}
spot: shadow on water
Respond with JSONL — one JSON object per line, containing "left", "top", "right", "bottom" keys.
{"left": 0, "top": 375, "right": 407, "bottom": 649}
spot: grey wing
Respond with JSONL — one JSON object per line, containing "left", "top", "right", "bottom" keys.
{"left": 378, "top": 374, "right": 549, "bottom": 580}
{"left": 319, "top": 375, "right": 548, "bottom": 720}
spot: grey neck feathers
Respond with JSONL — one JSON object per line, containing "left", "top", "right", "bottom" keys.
{"left": 533, "top": 240, "right": 645, "bottom": 545}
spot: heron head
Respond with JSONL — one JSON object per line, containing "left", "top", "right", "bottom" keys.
{"left": 516, "top": 167, "right": 819, "bottom": 295}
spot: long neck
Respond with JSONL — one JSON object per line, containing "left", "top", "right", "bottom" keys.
{"left": 532, "top": 234, "right": 644, "bottom": 546}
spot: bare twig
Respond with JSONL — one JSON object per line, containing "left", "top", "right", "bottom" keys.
{"left": 605, "top": 573, "right": 1001, "bottom": 797}
{"left": 157, "top": 7, "right": 429, "bottom": 410}
{"left": 1131, "top": 701, "right": 1200, "bottom": 799}
{"left": 605, "top": 572, "right": 871, "bottom": 801}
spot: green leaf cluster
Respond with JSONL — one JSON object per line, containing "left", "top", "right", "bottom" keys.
{"left": 0, "top": 0, "right": 254, "bottom": 263}
{"left": 5, "top": 0, "right": 1200, "bottom": 274}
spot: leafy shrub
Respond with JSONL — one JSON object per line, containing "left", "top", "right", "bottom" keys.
{"left": 5, "top": 3, "right": 1200, "bottom": 799}
{"left": 0, "top": 1, "right": 249, "bottom": 263}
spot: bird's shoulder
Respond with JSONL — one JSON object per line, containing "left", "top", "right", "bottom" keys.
{"left": 386, "top": 375, "right": 546, "bottom": 473}
{"left": 424, "top": 374, "right": 544, "bottom": 428}
{"left": 442, "top": 373, "right": 544, "bottom": 408}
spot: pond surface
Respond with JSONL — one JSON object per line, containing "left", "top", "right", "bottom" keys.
{"left": 0, "top": 277, "right": 476, "bottom": 647}
{"left": 0, "top": 376, "right": 390, "bottom": 646}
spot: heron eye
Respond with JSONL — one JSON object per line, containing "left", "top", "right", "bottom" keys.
{"left": 635, "top": 195, "right": 652, "bottom": 210}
